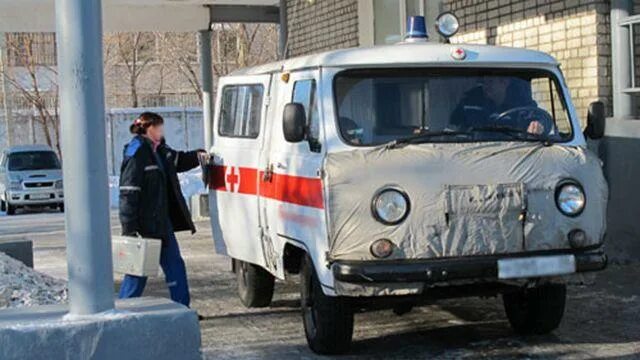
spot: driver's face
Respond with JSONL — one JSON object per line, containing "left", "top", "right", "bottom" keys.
{"left": 482, "top": 77, "right": 509, "bottom": 106}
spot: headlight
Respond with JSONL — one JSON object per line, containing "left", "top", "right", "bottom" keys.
{"left": 55, "top": 180, "right": 63, "bottom": 189}
{"left": 372, "top": 187, "right": 410, "bottom": 225}
{"left": 8, "top": 180, "right": 21, "bottom": 191}
{"left": 555, "top": 181, "right": 585, "bottom": 216}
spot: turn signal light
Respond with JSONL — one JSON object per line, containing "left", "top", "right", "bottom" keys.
{"left": 370, "top": 239, "right": 394, "bottom": 258}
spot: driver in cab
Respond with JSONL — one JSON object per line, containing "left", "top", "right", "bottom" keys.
{"left": 451, "top": 77, "right": 546, "bottom": 135}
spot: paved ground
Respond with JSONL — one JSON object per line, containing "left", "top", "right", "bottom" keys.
{"left": 1, "top": 209, "right": 639, "bottom": 359}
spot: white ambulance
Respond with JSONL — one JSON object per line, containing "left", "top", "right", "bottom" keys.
{"left": 206, "top": 13, "right": 608, "bottom": 354}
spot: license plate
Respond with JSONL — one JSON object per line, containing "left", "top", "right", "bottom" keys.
{"left": 30, "top": 193, "right": 50, "bottom": 200}
{"left": 498, "top": 255, "right": 576, "bottom": 279}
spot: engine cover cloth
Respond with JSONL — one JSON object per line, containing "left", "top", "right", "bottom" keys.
{"left": 324, "top": 142, "right": 607, "bottom": 261}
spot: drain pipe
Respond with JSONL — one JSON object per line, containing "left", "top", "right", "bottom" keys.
{"left": 611, "top": 0, "right": 634, "bottom": 119}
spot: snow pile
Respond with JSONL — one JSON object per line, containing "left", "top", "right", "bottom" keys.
{"left": 109, "top": 169, "right": 206, "bottom": 208}
{"left": 0, "top": 252, "right": 68, "bottom": 309}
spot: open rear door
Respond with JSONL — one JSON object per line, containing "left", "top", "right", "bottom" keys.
{"left": 208, "top": 74, "right": 273, "bottom": 268}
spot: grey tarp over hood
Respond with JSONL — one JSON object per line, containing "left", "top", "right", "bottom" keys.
{"left": 324, "top": 142, "right": 607, "bottom": 261}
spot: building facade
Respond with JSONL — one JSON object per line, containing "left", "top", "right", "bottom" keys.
{"left": 283, "top": 0, "right": 640, "bottom": 121}
{"left": 0, "top": 25, "right": 278, "bottom": 150}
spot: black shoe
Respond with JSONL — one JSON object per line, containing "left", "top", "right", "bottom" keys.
{"left": 197, "top": 313, "right": 206, "bottom": 321}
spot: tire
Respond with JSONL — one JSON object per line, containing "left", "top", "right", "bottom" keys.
{"left": 59, "top": 203, "right": 65, "bottom": 213}
{"left": 503, "top": 283, "right": 566, "bottom": 335}
{"left": 235, "top": 259, "right": 274, "bottom": 308}
{"left": 301, "top": 255, "right": 354, "bottom": 355}
{"left": 6, "top": 202, "right": 16, "bottom": 215}
{"left": 392, "top": 304, "right": 413, "bottom": 316}
{"left": 0, "top": 197, "right": 5, "bottom": 212}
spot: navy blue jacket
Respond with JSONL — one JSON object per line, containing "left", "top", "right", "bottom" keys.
{"left": 118, "top": 136, "right": 200, "bottom": 241}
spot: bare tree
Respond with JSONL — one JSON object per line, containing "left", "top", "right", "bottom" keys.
{"left": 104, "top": 32, "right": 155, "bottom": 107}
{"left": 212, "top": 23, "right": 278, "bottom": 77}
{"left": 155, "top": 32, "right": 202, "bottom": 102}
{"left": 154, "top": 25, "right": 278, "bottom": 106}
{"left": 1, "top": 33, "right": 61, "bottom": 154}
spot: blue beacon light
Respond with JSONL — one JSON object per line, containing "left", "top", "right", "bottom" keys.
{"left": 405, "top": 16, "right": 428, "bottom": 42}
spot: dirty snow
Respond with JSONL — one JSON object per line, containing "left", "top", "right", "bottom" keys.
{"left": 0, "top": 252, "right": 67, "bottom": 309}
{"left": 109, "top": 169, "right": 206, "bottom": 208}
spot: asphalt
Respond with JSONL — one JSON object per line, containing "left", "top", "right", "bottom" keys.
{"left": 1, "top": 208, "right": 639, "bottom": 359}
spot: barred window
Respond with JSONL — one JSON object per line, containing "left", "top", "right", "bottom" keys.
{"left": 6, "top": 33, "right": 57, "bottom": 67}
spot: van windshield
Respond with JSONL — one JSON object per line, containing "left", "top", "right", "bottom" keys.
{"left": 8, "top": 151, "right": 61, "bottom": 171}
{"left": 334, "top": 68, "right": 573, "bottom": 146}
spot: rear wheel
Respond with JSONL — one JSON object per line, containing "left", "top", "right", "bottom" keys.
{"left": 503, "top": 283, "right": 566, "bottom": 335}
{"left": 301, "top": 255, "right": 354, "bottom": 355}
{"left": 235, "top": 259, "right": 274, "bottom": 308}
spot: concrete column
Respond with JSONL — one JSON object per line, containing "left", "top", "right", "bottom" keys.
{"left": 279, "top": 0, "right": 288, "bottom": 59}
{"left": 199, "top": 30, "right": 213, "bottom": 150}
{"left": 611, "top": 0, "right": 634, "bottom": 118}
{"left": 54, "top": 0, "right": 114, "bottom": 314}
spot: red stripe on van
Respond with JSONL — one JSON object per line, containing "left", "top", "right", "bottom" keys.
{"left": 208, "top": 165, "right": 324, "bottom": 209}
{"left": 208, "top": 165, "right": 258, "bottom": 195}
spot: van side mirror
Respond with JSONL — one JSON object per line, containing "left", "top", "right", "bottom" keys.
{"left": 283, "top": 103, "right": 306, "bottom": 142}
{"left": 585, "top": 101, "right": 605, "bottom": 140}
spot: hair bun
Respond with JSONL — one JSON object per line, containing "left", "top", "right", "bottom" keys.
{"left": 129, "top": 112, "right": 164, "bottom": 135}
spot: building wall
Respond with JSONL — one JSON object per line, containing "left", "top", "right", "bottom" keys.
{"left": 443, "top": 0, "right": 611, "bottom": 124}
{"left": 285, "top": 0, "right": 359, "bottom": 57}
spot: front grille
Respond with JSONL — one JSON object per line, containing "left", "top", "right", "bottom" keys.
{"left": 24, "top": 182, "right": 54, "bottom": 188}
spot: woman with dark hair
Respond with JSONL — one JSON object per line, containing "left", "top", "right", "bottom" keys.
{"left": 118, "top": 111, "right": 205, "bottom": 306}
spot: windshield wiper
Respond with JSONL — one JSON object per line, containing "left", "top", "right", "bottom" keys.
{"left": 470, "top": 125, "right": 553, "bottom": 144}
{"left": 384, "top": 130, "right": 471, "bottom": 149}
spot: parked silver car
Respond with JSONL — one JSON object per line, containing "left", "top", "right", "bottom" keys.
{"left": 0, "top": 145, "right": 64, "bottom": 215}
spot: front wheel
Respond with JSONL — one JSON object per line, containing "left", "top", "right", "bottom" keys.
{"left": 235, "top": 259, "right": 274, "bottom": 308}
{"left": 0, "top": 196, "right": 5, "bottom": 212}
{"left": 301, "top": 255, "right": 354, "bottom": 355}
{"left": 6, "top": 202, "right": 16, "bottom": 215}
{"left": 503, "top": 283, "right": 566, "bottom": 335}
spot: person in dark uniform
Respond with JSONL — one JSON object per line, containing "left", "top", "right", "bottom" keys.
{"left": 451, "top": 77, "right": 546, "bottom": 135}
{"left": 118, "top": 112, "right": 205, "bottom": 307}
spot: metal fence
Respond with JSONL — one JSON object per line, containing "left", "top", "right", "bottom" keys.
{"left": 0, "top": 106, "right": 205, "bottom": 175}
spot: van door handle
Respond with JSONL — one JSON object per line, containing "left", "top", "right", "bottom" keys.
{"left": 276, "top": 162, "right": 287, "bottom": 170}
{"left": 262, "top": 164, "right": 274, "bottom": 182}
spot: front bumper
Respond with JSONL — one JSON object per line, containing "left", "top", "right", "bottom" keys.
{"left": 332, "top": 248, "right": 607, "bottom": 284}
{"left": 6, "top": 189, "right": 64, "bottom": 206}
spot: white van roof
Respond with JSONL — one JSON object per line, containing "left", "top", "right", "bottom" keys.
{"left": 227, "top": 42, "right": 558, "bottom": 77}
{"left": 6, "top": 144, "right": 55, "bottom": 154}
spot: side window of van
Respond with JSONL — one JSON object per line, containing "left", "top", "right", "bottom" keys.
{"left": 219, "top": 84, "right": 264, "bottom": 138}
{"left": 292, "top": 80, "right": 321, "bottom": 152}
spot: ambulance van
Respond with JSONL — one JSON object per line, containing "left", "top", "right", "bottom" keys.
{"left": 206, "top": 13, "right": 608, "bottom": 354}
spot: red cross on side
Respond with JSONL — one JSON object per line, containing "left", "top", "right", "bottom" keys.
{"left": 225, "top": 166, "right": 240, "bottom": 192}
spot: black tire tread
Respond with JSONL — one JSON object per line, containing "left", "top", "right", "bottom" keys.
{"left": 6, "top": 203, "right": 15, "bottom": 215}
{"left": 236, "top": 259, "right": 275, "bottom": 308}
{"left": 301, "top": 256, "right": 354, "bottom": 355}
{"left": 503, "top": 283, "right": 566, "bottom": 335}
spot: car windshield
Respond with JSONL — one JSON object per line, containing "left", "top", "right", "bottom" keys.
{"left": 334, "top": 68, "right": 573, "bottom": 146}
{"left": 8, "top": 151, "right": 61, "bottom": 171}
